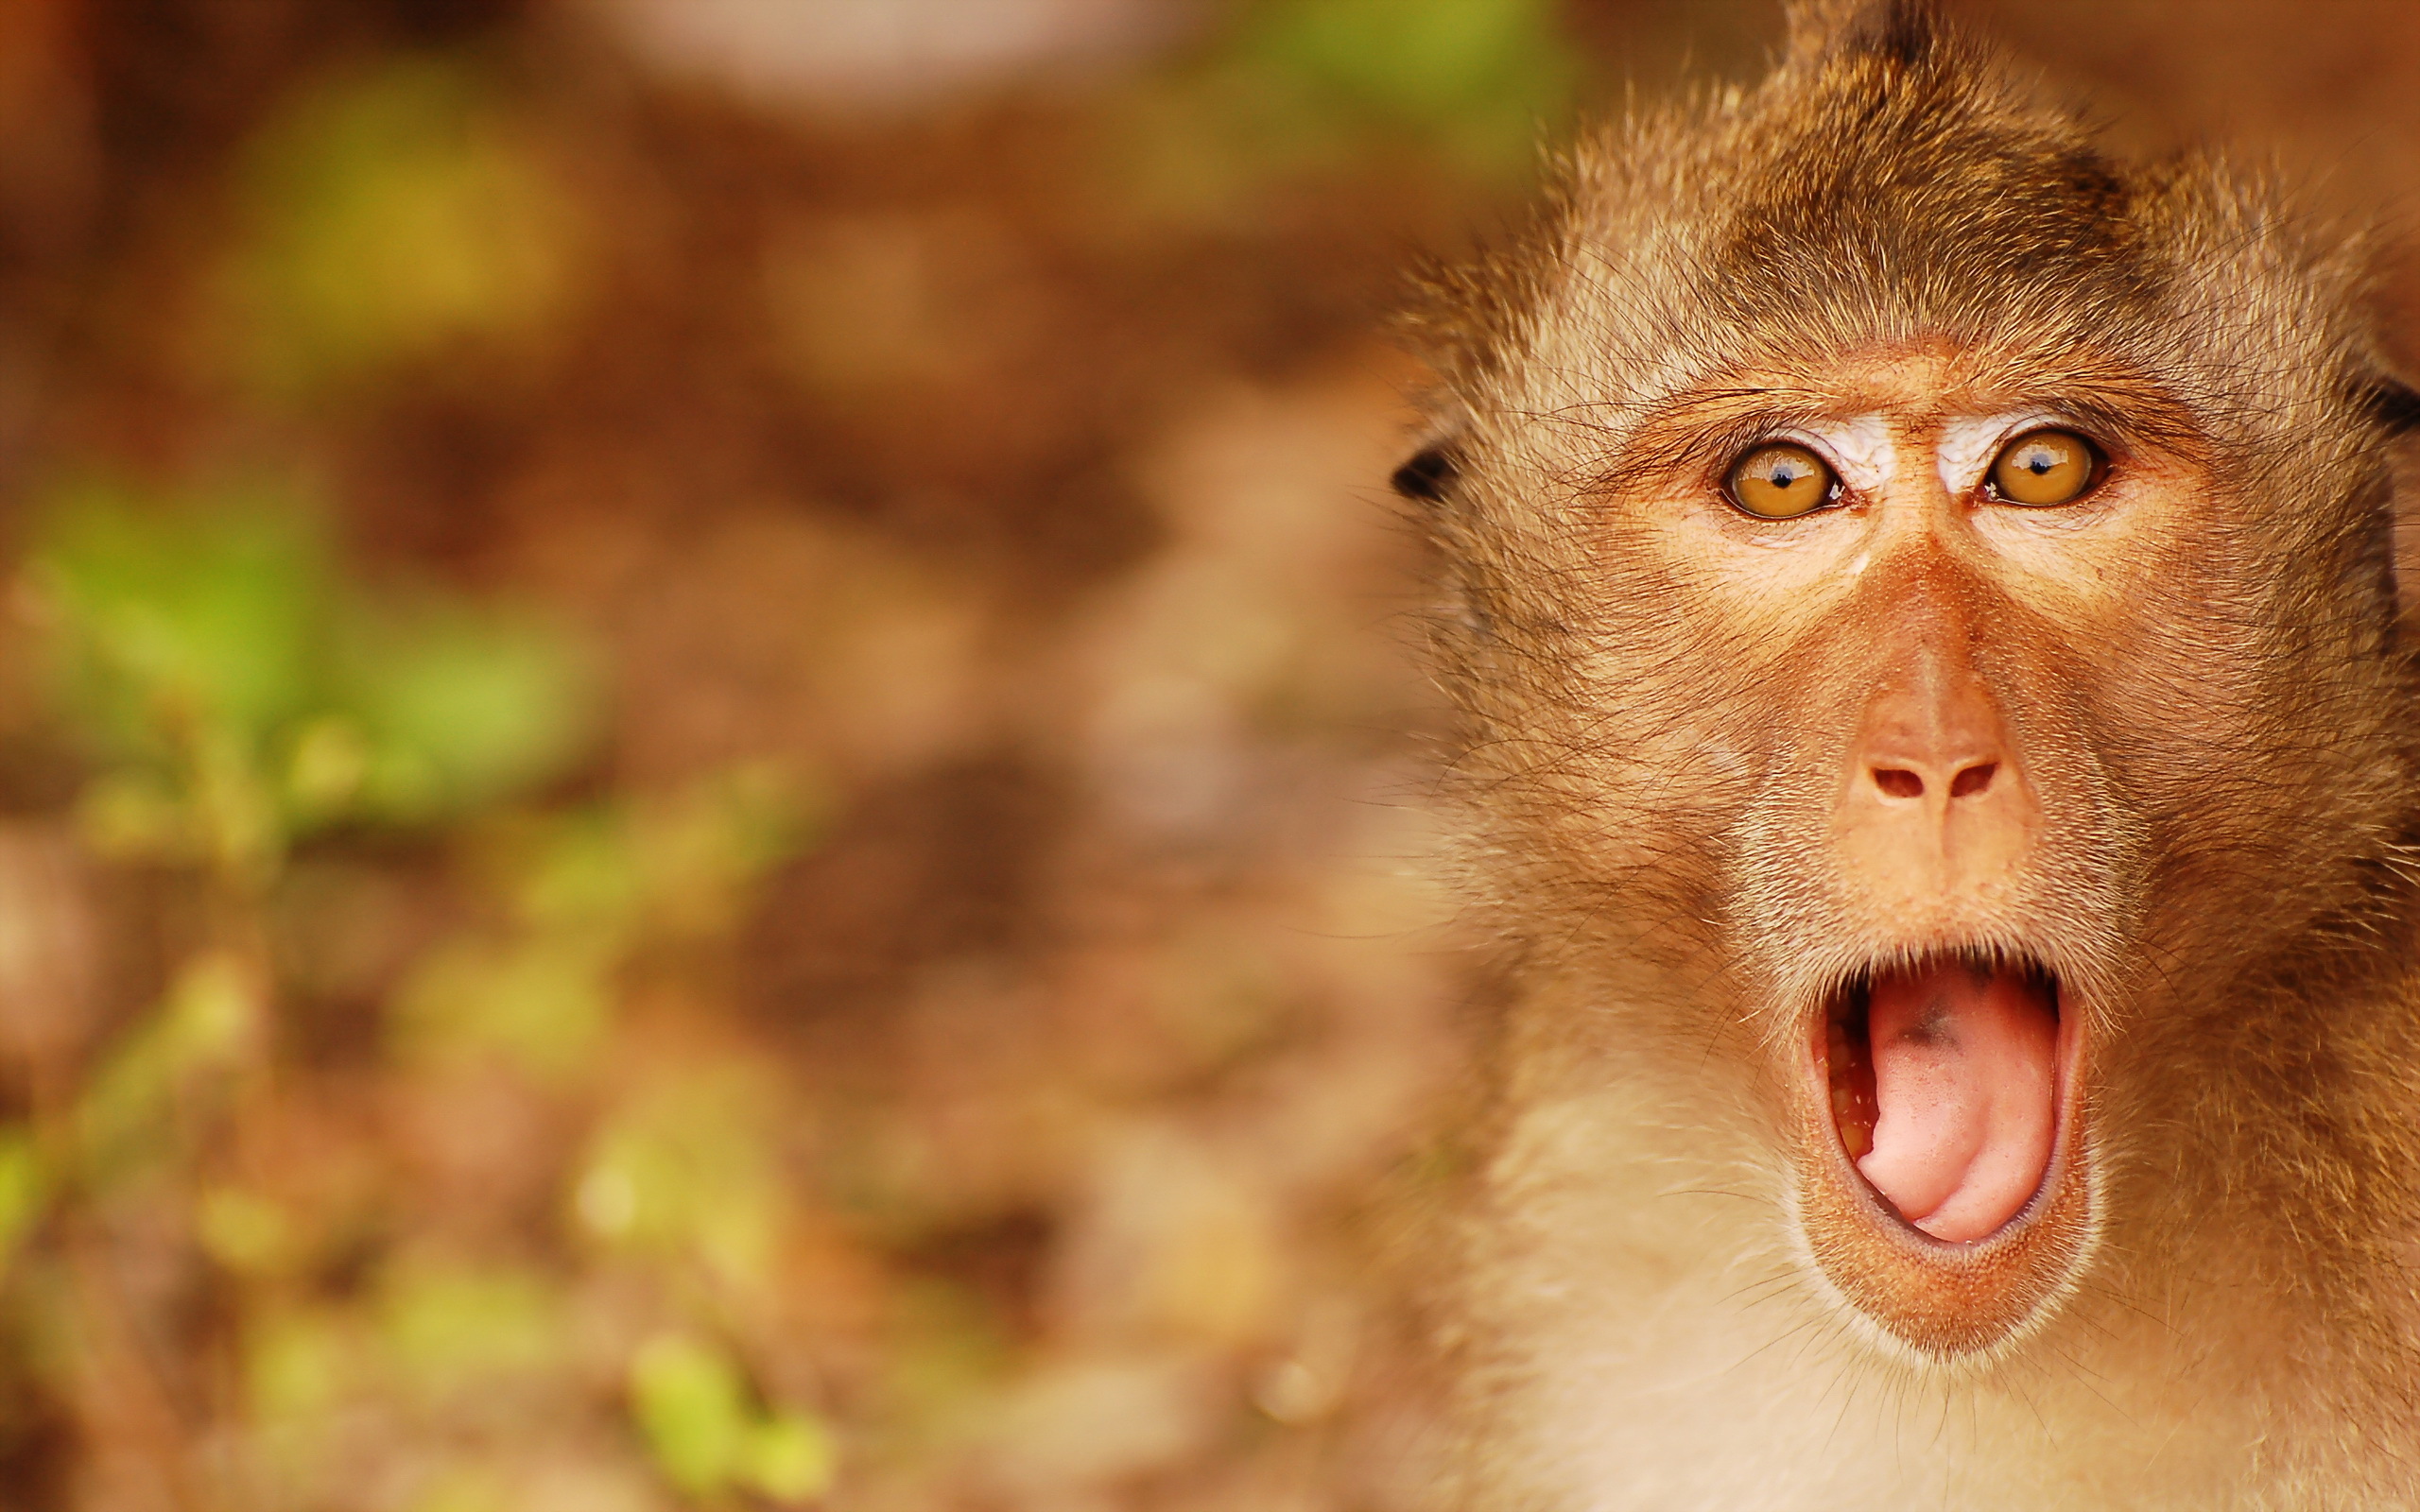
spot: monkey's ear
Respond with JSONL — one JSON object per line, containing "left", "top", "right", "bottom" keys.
{"left": 2358, "top": 374, "right": 2420, "bottom": 437}
{"left": 1392, "top": 445, "right": 1459, "bottom": 505}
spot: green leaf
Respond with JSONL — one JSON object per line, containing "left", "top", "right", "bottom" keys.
{"left": 326, "top": 598, "right": 595, "bottom": 826}
{"left": 232, "top": 57, "right": 584, "bottom": 392}
{"left": 75, "top": 951, "right": 264, "bottom": 1180}
{"left": 570, "top": 1065, "right": 786, "bottom": 1284}
{"left": 622, "top": 764, "right": 818, "bottom": 938}
{"left": 376, "top": 1261, "right": 564, "bottom": 1400}
{"left": 510, "top": 807, "right": 648, "bottom": 936}
{"left": 389, "top": 933, "right": 616, "bottom": 1078}
{"left": 30, "top": 487, "right": 323, "bottom": 765}
{"left": 629, "top": 1333, "right": 752, "bottom": 1495}
{"left": 746, "top": 1408, "right": 838, "bottom": 1503}
{"left": 198, "top": 1186, "right": 297, "bottom": 1274}
{"left": 26, "top": 485, "right": 600, "bottom": 861}
{"left": 511, "top": 765, "right": 815, "bottom": 937}
{"left": 1244, "top": 0, "right": 1570, "bottom": 112}
{"left": 1231, "top": 0, "right": 1576, "bottom": 171}
{"left": 0, "top": 1128, "right": 46, "bottom": 1273}
{"left": 246, "top": 1306, "right": 354, "bottom": 1423}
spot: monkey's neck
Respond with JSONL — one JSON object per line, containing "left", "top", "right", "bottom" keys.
{"left": 1468, "top": 954, "right": 2420, "bottom": 1500}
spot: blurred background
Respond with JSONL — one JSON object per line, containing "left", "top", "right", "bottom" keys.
{"left": 0, "top": 1, "right": 2412, "bottom": 1507}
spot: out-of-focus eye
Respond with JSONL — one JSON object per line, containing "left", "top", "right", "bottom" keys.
{"left": 1989, "top": 429, "right": 2100, "bottom": 506}
{"left": 1726, "top": 442, "right": 1839, "bottom": 519}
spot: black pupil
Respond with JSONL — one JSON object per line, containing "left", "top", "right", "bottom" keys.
{"left": 1770, "top": 460, "right": 1810, "bottom": 489}
{"left": 2022, "top": 448, "right": 2056, "bottom": 474}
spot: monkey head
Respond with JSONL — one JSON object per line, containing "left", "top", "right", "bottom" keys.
{"left": 1405, "top": 0, "right": 2420, "bottom": 1365}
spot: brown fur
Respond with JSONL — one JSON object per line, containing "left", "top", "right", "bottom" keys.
{"left": 1404, "top": 1, "right": 2420, "bottom": 1504}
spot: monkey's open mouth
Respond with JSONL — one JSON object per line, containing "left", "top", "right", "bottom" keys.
{"left": 1822, "top": 954, "right": 2064, "bottom": 1244}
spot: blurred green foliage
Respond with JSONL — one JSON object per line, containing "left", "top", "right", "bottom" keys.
{"left": 631, "top": 1333, "right": 836, "bottom": 1503}
{"left": 395, "top": 769, "right": 811, "bottom": 1081}
{"left": 1110, "top": 0, "right": 1575, "bottom": 228}
{"left": 378, "top": 1260, "right": 567, "bottom": 1400}
{"left": 8, "top": 481, "right": 827, "bottom": 1504}
{"left": 31, "top": 483, "right": 594, "bottom": 877}
{"left": 72, "top": 949, "right": 264, "bottom": 1187}
{"left": 229, "top": 57, "right": 584, "bottom": 394}
{"left": 0, "top": 3, "right": 1537, "bottom": 1501}
{"left": 0, "top": 1130, "right": 41, "bottom": 1276}
{"left": 575, "top": 1068, "right": 787, "bottom": 1283}
{"left": 1235, "top": 0, "right": 1578, "bottom": 163}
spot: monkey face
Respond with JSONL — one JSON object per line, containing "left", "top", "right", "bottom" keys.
{"left": 1418, "top": 329, "right": 2415, "bottom": 1364}
{"left": 1665, "top": 354, "right": 2161, "bottom": 1355}
{"left": 1600, "top": 352, "right": 2163, "bottom": 1358}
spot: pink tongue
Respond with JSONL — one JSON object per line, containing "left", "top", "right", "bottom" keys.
{"left": 1855, "top": 961, "right": 2057, "bottom": 1242}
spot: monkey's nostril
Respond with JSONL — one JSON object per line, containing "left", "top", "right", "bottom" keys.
{"left": 1949, "top": 763, "right": 1997, "bottom": 799}
{"left": 1873, "top": 767, "right": 1924, "bottom": 799}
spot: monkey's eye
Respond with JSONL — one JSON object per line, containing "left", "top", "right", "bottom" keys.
{"left": 1725, "top": 442, "right": 1840, "bottom": 519}
{"left": 1987, "top": 428, "right": 2101, "bottom": 507}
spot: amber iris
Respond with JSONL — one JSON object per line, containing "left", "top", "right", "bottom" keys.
{"left": 1727, "top": 441, "right": 1838, "bottom": 518}
{"left": 1990, "top": 428, "right": 2099, "bottom": 506}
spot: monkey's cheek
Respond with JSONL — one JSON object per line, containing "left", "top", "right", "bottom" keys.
{"left": 1790, "top": 1050, "right": 2097, "bottom": 1363}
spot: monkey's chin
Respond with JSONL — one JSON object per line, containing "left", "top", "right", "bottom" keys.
{"left": 1791, "top": 954, "right": 2096, "bottom": 1364}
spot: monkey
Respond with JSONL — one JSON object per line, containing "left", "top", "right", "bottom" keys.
{"left": 1392, "top": 2, "right": 2420, "bottom": 1505}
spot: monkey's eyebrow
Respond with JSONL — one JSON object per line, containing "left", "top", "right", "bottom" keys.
{"left": 1650, "top": 385, "right": 1839, "bottom": 427}
{"left": 1789, "top": 416, "right": 1893, "bottom": 493}
{"left": 1937, "top": 413, "right": 2060, "bottom": 492}
{"left": 1602, "top": 387, "right": 1844, "bottom": 479}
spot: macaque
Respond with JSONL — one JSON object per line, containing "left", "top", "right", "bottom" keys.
{"left": 1396, "top": 2, "right": 2420, "bottom": 1504}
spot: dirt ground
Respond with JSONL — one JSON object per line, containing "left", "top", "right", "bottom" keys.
{"left": 0, "top": 2, "right": 2415, "bottom": 1508}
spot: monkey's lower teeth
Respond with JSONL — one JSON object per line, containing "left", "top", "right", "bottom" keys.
{"left": 1846, "top": 959, "right": 2059, "bottom": 1243}
{"left": 1826, "top": 1018, "right": 1876, "bottom": 1160}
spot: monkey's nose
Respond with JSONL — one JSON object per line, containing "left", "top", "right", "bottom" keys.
{"left": 1832, "top": 650, "right": 2038, "bottom": 905}
{"left": 1857, "top": 643, "right": 2006, "bottom": 789}
{"left": 1869, "top": 759, "right": 1998, "bottom": 801}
